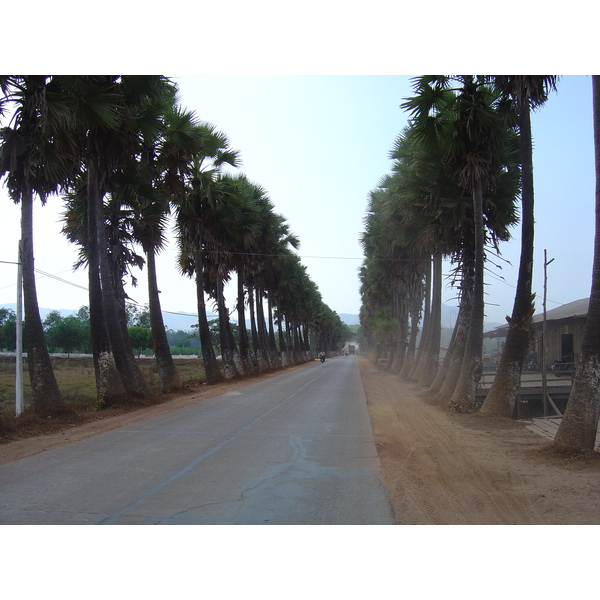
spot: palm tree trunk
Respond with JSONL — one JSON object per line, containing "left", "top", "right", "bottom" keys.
{"left": 450, "top": 176, "right": 485, "bottom": 412}
{"left": 437, "top": 283, "right": 472, "bottom": 401}
{"left": 409, "top": 259, "right": 431, "bottom": 380}
{"left": 286, "top": 318, "right": 299, "bottom": 364}
{"left": 267, "top": 294, "right": 281, "bottom": 367}
{"left": 195, "top": 250, "right": 223, "bottom": 384}
{"left": 294, "top": 321, "right": 303, "bottom": 364}
{"left": 400, "top": 302, "right": 420, "bottom": 378}
{"left": 96, "top": 197, "right": 150, "bottom": 399}
{"left": 255, "top": 287, "right": 273, "bottom": 370}
{"left": 147, "top": 247, "right": 182, "bottom": 393}
{"left": 418, "top": 253, "right": 443, "bottom": 387}
{"left": 87, "top": 160, "right": 127, "bottom": 407}
{"left": 277, "top": 314, "right": 289, "bottom": 366}
{"left": 390, "top": 284, "right": 407, "bottom": 373}
{"left": 20, "top": 188, "right": 64, "bottom": 415}
{"left": 236, "top": 271, "right": 256, "bottom": 375}
{"left": 248, "top": 283, "right": 266, "bottom": 371}
{"left": 553, "top": 75, "right": 600, "bottom": 451}
{"left": 430, "top": 304, "right": 461, "bottom": 395}
{"left": 481, "top": 104, "right": 536, "bottom": 416}
{"left": 302, "top": 322, "right": 311, "bottom": 361}
{"left": 216, "top": 275, "right": 240, "bottom": 379}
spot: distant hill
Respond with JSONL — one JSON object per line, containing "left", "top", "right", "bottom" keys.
{"left": 1, "top": 304, "right": 79, "bottom": 321}
{"left": 338, "top": 313, "right": 360, "bottom": 326}
{"left": 1, "top": 304, "right": 501, "bottom": 334}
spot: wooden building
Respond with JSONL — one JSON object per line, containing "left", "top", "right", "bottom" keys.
{"left": 484, "top": 297, "right": 588, "bottom": 368}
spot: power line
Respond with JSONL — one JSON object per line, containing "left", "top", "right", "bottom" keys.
{"left": 33, "top": 268, "right": 88, "bottom": 291}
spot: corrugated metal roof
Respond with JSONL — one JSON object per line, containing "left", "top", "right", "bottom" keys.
{"left": 484, "top": 297, "right": 589, "bottom": 338}
{"left": 531, "top": 297, "right": 589, "bottom": 323}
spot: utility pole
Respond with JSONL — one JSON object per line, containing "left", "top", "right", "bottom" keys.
{"left": 541, "top": 249, "right": 554, "bottom": 417}
{"left": 15, "top": 240, "right": 24, "bottom": 417}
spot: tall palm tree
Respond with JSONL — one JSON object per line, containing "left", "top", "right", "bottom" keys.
{"left": 0, "top": 75, "right": 74, "bottom": 415}
{"left": 480, "top": 76, "right": 558, "bottom": 417}
{"left": 384, "top": 128, "right": 455, "bottom": 385}
{"left": 255, "top": 214, "right": 300, "bottom": 368}
{"left": 61, "top": 75, "right": 130, "bottom": 405}
{"left": 552, "top": 75, "right": 600, "bottom": 452}
{"left": 200, "top": 177, "right": 245, "bottom": 380}
{"left": 99, "top": 169, "right": 183, "bottom": 394}
{"left": 174, "top": 123, "right": 241, "bottom": 384}
{"left": 229, "top": 177, "right": 264, "bottom": 374}
{"left": 402, "top": 76, "right": 519, "bottom": 411}
{"left": 359, "top": 180, "right": 427, "bottom": 371}
{"left": 134, "top": 194, "right": 183, "bottom": 392}
{"left": 62, "top": 75, "right": 172, "bottom": 404}
{"left": 132, "top": 94, "right": 196, "bottom": 393}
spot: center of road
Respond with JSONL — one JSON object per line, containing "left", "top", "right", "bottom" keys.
{"left": 95, "top": 374, "right": 324, "bottom": 524}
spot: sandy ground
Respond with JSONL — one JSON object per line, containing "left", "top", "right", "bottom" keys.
{"left": 359, "top": 357, "right": 600, "bottom": 524}
{"left": 3, "top": 357, "right": 600, "bottom": 524}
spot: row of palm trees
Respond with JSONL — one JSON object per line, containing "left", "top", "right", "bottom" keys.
{"left": 360, "top": 75, "right": 600, "bottom": 453}
{"left": 0, "top": 75, "right": 346, "bottom": 414}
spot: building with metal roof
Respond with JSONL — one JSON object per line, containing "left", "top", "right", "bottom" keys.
{"left": 484, "top": 297, "right": 589, "bottom": 367}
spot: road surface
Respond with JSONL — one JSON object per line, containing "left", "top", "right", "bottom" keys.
{"left": 0, "top": 356, "right": 394, "bottom": 524}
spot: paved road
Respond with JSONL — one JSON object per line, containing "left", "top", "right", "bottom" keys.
{"left": 0, "top": 356, "right": 394, "bottom": 524}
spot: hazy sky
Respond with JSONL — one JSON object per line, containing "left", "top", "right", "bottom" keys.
{"left": 0, "top": 75, "right": 595, "bottom": 326}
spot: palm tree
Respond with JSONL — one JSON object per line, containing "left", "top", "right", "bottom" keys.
{"left": 132, "top": 94, "right": 195, "bottom": 393}
{"left": 402, "top": 76, "right": 519, "bottom": 411}
{"left": 272, "top": 253, "right": 306, "bottom": 365}
{"left": 233, "top": 183, "right": 301, "bottom": 370}
{"left": 359, "top": 179, "right": 428, "bottom": 371}
{"left": 174, "top": 123, "right": 241, "bottom": 384}
{"left": 134, "top": 195, "right": 183, "bottom": 392}
{"left": 99, "top": 169, "right": 183, "bottom": 394}
{"left": 229, "top": 177, "right": 264, "bottom": 374}
{"left": 132, "top": 97, "right": 210, "bottom": 392}
{"left": 255, "top": 213, "right": 300, "bottom": 368}
{"left": 61, "top": 75, "right": 172, "bottom": 404}
{"left": 202, "top": 190, "right": 244, "bottom": 379}
{"left": 480, "top": 76, "right": 558, "bottom": 417}
{"left": 61, "top": 75, "right": 130, "bottom": 405}
{"left": 384, "top": 128, "right": 454, "bottom": 385}
{"left": 552, "top": 75, "right": 600, "bottom": 452}
{"left": 0, "top": 75, "right": 74, "bottom": 415}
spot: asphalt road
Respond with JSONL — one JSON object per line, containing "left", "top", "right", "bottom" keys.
{"left": 0, "top": 355, "right": 394, "bottom": 524}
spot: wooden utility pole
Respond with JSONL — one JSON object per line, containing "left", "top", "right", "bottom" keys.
{"left": 541, "top": 249, "right": 554, "bottom": 417}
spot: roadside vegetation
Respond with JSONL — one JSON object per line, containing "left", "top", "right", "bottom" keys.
{"left": 0, "top": 356, "right": 206, "bottom": 443}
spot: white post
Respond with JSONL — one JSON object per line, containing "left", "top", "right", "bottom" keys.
{"left": 15, "top": 240, "right": 24, "bottom": 416}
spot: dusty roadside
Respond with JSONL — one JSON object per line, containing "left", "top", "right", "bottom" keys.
{"left": 359, "top": 356, "right": 600, "bottom": 524}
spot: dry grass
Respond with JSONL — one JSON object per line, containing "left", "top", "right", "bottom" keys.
{"left": 0, "top": 356, "right": 207, "bottom": 443}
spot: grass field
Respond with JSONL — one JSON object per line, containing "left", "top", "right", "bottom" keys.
{"left": 0, "top": 355, "right": 207, "bottom": 418}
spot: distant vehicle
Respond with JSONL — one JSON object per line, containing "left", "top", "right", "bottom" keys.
{"left": 348, "top": 344, "right": 356, "bottom": 355}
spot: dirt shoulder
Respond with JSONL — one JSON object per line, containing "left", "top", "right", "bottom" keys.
{"left": 359, "top": 356, "right": 600, "bottom": 524}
